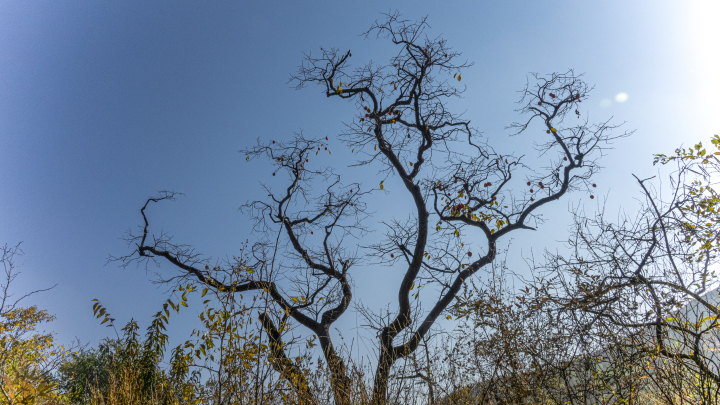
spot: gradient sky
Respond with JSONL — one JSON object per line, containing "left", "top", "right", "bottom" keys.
{"left": 1, "top": 1, "right": 718, "bottom": 350}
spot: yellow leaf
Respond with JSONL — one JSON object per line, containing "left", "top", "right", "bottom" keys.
{"left": 247, "top": 269, "right": 254, "bottom": 273}
{"left": 380, "top": 181, "right": 384, "bottom": 190}
{"left": 446, "top": 315, "right": 452, "bottom": 320}
{"left": 551, "top": 128, "right": 557, "bottom": 133}
{"left": 374, "top": 145, "right": 377, "bottom": 151}
{"left": 351, "top": 149, "right": 354, "bottom": 152}
{"left": 202, "top": 288, "right": 208, "bottom": 297}
{"left": 454, "top": 229, "right": 460, "bottom": 237}
{"left": 409, "top": 162, "right": 414, "bottom": 166}
{"left": 291, "top": 297, "right": 300, "bottom": 303}
{"left": 457, "top": 75, "right": 461, "bottom": 81}
{"left": 246, "top": 156, "right": 249, "bottom": 161}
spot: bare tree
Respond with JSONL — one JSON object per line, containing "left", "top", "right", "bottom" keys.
{"left": 118, "top": 13, "right": 628, "bottom": 404}
{"left": 1, "top": 243, "right": 56, "bottom": 317}
{"left": 540, "top": 136, "right": 720, "bottom": 402}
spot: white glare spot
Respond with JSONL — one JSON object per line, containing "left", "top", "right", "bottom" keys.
{"left": 615, "top": 92, "right": 629, "bottom": 103}
{"left": 600, "top": 99, "right": 612, "bottom": 108}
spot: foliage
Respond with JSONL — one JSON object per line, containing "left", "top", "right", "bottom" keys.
{"left": 0, "top": 243, "right": 67, "bottom": 405}
{"left": 0, "top": 307, "right": 65, "bottom": 405}
{"left": 58, "top": 314, "right": 200, "bottom": 405}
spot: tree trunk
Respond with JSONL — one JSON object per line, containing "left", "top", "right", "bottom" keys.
{"left": 319, "top": 329, "right": 352, "bottom": 405}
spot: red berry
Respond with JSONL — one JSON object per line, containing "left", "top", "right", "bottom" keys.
{"left": 527, "top": 181, "right": 531, "bottom": 186}
{"left": 350, "top": 189, "right": 353, "bottom": 192}
{"left": 468, "top": 252, "right": 472, "bottom": 257}
{"left": 272, "top": 140, "right": 276, "bottom": 144}
{"left": 444, "top": 54, "right": 448, "bottom": 57}
{"left": 530, "top": 189, "right": 534, "bottom": 193}
{"left": 311, "top": 231, "right": 314, "bottom": 234}
{"left": 546, "top": 130, "right": 551, "bottom": 134}
{"left": 590, "top": 195, "right": 595, "bottom": 199}
{"left": 538, "top": 101, "right": 542, "bottom": 105}
{"left": 592, "top": 184, "right": 597, "bottom": 187}
{"left": 365, "top": 114, "right": 369, "bottom": 117}
{"left": 326, "top": 137, "right": 329, "bottom": 140}
{"left": 325, "top": 147, "right": 327, "bottom": 150}
{"left": 486, "top": 182, "right": 491, "bottom": 187}
{"left": 549, "top": 93, "right": 556, "bottom": 98}
{"left": 390, "top": 253, "right": 394, "bottom": 258}
{"left": 564, "top": 157, "right": 568, "bottom": 161}
{"left": 531, "top": 197, "right": 534, "bottom": 201}
{"left": 306, "top": 159, "right": 309, "bottom": 162}
{"left": 272, "top": 173, "right": 276, "bottom": 176}
{"left": 492, "top": 196, "right": 497, "bottom": 201}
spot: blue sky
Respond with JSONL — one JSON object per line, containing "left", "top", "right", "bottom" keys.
{"left": 1, "top": 1, "right": 718, "bottom": 349}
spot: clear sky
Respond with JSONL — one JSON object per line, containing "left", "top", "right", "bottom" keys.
{"left": 1, "top": 1, "right": 718, "bottom": 349}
